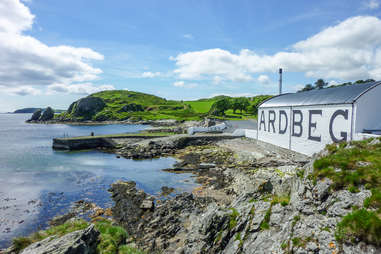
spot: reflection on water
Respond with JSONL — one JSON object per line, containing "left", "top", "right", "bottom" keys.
{"left": 0, "top": 114, "right": 197, "bottom": 248}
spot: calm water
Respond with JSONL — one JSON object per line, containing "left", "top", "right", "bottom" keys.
{"left": 0, "top": 114, "right": 197, "bottom": 248}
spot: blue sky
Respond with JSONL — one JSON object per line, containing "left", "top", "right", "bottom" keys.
{"left": 1, "top": 0, "right": 381, "bottom": 111}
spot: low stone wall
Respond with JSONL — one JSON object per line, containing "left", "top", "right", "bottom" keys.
{"left": 53, "top": 135, "right": 168, "bottom": 150}
{"left": 53, "top": 137, "right": 118, "bottom": 150}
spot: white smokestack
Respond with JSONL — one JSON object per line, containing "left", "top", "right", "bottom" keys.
{"left": 279, "top": 68, "right": 283, "bottom": 95}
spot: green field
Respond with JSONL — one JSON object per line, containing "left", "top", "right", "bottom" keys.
{"left": 56, "top": 90, "right": 271, "bottom": 122}
{"left": 184, "top": 100, "right": 216, "bottom": 113}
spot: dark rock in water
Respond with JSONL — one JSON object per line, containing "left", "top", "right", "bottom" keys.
{"left": 68, "top": 97, "right": 106, "bottom": 120}
{"left": 29, "top": 109, "right": 42, "bottom": 121}
{"left": 20, "top": 224, "right": 99, "bottom": 254}
{"left": 161, "top": 186, "right": 175, "bottom": 196}
{"left": 108, "top": 181, "right": 149, "bottom": 235}
{"left": 109, "top": 180, "right": 213, "bottom": 252}
{"left": 118, "top": 103, "right": 144, "bottom": 113}
{"left": 39, "top": 107, "right": 54, "bottom": 121}
{"left": 49, "top": 212, "right": 76, "bottom": 227}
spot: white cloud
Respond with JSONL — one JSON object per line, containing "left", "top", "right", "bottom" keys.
{"left": 173, "top": 81, "right": 185, "bottom": 87}
{"left": 0, "top": 85, "right": 41, "bottom": 96}
{"left": 173, "top": 81, "right": 198, "bottom": 88}
{"left": 47, "top": 83, "right": 115, "bottom": 95}
{"left": 172, "top": 16, "right": 381, "bottom": 82}
{"left": 0, "top": 0, "right": 34, "bottom": 34}
{"left": 0, "top": 0, "right": 106, "bottom": 94}
{"left": 183, "top": 34, "right": 194, "bottom": 39}
{"left": 328, "top": 80, "right": 339, "bottom": 86}
{"left": 173, "top": 48, "right": 254, "bottom": 82}
{"left": 209, "top": 92, "right": 258, "bottom": 98}
{"left": 363, "top": 0, "right": 380, "bottom": 9}
{"left": 257, "top": 75, "right": 271, "bottom": 84}
{"left": 141, "top": 71, "right": 161, "bottom": 78}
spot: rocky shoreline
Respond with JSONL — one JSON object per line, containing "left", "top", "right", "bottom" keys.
{"left": 2, "top": 128, "right": 381, "bottom": 253}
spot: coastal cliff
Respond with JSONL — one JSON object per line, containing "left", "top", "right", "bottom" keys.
{"left": 4, "top": 136, "right": 381, "bottom": 254}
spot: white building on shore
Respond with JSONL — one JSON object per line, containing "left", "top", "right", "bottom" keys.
{"left": 252, "top": 81, "right": 381, "bottom": 156}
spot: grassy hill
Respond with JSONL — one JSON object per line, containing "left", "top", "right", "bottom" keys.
{"left": 184, "top": 95, "right": 272, "bottom": 120}
{"left": 56, "top": 90, "right": 271, "bottom": 122}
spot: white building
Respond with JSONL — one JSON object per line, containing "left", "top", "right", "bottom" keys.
{"left": 256, "top": 81, "right": 381, "bottom": 156}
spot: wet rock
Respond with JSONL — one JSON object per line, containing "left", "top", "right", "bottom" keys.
{"left": 161, "top": 186, "right": 175, "bottom": 196}
{"left": 29, "top": 109, "right": 42, "bottom": 121}
{"left": 20, "top": 224, "right": 99, "bottom": 254}
{"left": 49, "top": 212, "right": 75, "bottom": 226}
{"left": 39, "top": 107, "right": 54, "bottom": 121}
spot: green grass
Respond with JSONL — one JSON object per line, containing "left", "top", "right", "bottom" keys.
{"left": 12, "top": 219, "right": 144, "bottom": 254}
{"left": 12, "top": 219, "right": 90, "bottom": 252}
{"left": 312, "top": 138, "right": 381, "bottom": 246}
{"left": 57, "top": 91, "right": 272, "bottom": 122}
{"left": 271, "top": 195, "right": 290, "bottom": 207}
{"left": 312, "top": 139, "right": 381, "bottom": 190}
{"left": 229, "top": 208, "right": 240, "bottom": 230}
{"left": 335, "top": 209, "right": 381, "bottom": 246}
{"left": 184, "top": 100, "right": 216, "bottom": 113}
{"left": 260, "top": 207, "right": 272, "bottom": 230}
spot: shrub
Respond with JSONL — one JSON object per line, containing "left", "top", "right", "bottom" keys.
{"left": 335, "top": 209, "right": 381, "bottom": 246}
{"left": 364, "top": 188, "right": 381, "bottom": 211}
{"left": 229, "top": 208, "right": 240, "bottom": 230}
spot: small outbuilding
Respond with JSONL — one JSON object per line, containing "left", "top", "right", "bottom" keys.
{"left": 256, "top": 81, "right": 381, "bottom": 155}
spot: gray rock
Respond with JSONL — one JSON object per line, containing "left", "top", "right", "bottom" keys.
{"left": 118, "top": 103, "right": 144, "bottom": 113}
{"left": 312, "top": 178, "right": 332, "bottom": 201}
{"left": 68, "top": 97, "right": 106, "bottom": 120}
{"left": 140, "top": 199, "right": 154, "bottom": 210}
{"left": 20, "top": 224, "right": 99, "bottom": 254}
{"left": 39, "top": 107, "right": 54, "bottom": 121}
{"left": 369, "top": 138, "right": 380, "bottom": 145}
{"left": 30, "top": 109, "right": 42, "bottom": 121}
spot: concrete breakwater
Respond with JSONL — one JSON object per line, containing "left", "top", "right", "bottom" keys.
{"left": 52, "top": 133, "right": 240, "bottom": 151}
{"left": 52, "top": 134, "right": 168, "bottom": 150}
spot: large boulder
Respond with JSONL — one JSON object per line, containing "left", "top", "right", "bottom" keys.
{"left": 118, "top": 103, "right": 144, "bottom": 113}
{"left": 68, "top": 97, "right": 106, "bottom": 120}
{"left": 20, "top": 224, "right": 99, "bottom": 254}
{"left": 39, "top": 107, "right": 54, "bottom": 121}
{"left": 29, "top": 109, "right": 42, "bottom": 121}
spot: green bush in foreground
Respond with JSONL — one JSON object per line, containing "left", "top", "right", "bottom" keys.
{"left": 312, "top": 138, "right": 381, "bottom": 246}
{"left": 335, "top": 209, "right": 381, "bottom": 246}
{"left": 12, "top": 219, "right": 143, "bottom": 254}
{"left": 313, "top": 138, "right": 381, "bottom": 191}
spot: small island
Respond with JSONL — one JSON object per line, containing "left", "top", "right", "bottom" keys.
{"left": 26, "top": 90, "right": 271, "bottom": 124}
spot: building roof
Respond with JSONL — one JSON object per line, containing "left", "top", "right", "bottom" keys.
{"left": 260, "top": 81, "right": 381, "bottom": 108}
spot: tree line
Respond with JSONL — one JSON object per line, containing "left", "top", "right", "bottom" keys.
{"left": 209, "top": 95, "right": 272, "bottom": 116}
{"left": 298, "top": 79, "right": 376, "bottom": 92}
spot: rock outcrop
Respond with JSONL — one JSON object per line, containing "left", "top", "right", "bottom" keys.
{"left": 67, "top": 97, "right": 106, "bottom": 120}
{"left": 118, "top": 103, "right": 144, "bottom": 112}
{"left": 20, "top": 224, "right": 99, "bottom": 254}
{"left": 109, "top": 139, "right": 381, "bottom": 254}
{"left": 39, "top": 107, "right": 54, "bottom": 121}
{"left": 27, "top": 107, "right": 54, "bottom": 122}
{"left": 30, "top": 109, "right": 42, "bottom": 121}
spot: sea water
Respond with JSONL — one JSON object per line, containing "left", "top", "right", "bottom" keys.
{"left": 0, "top": 114, "right": 197, "bottom": 248}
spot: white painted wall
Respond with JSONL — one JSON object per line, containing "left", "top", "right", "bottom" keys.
{"left": 289, "top": 105, "right": 352, "bottom": 155}
{"left": 188, "top": 123, "right": 226, "bottom": 135}
{"left": 257, "top": 107, "right": 291, "bottom": 149}
{"left": 257, "top": 104, "right": 353, "bottom": 156}
{"left": 354, "top": 84, "right": 381, "bottom": 134}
